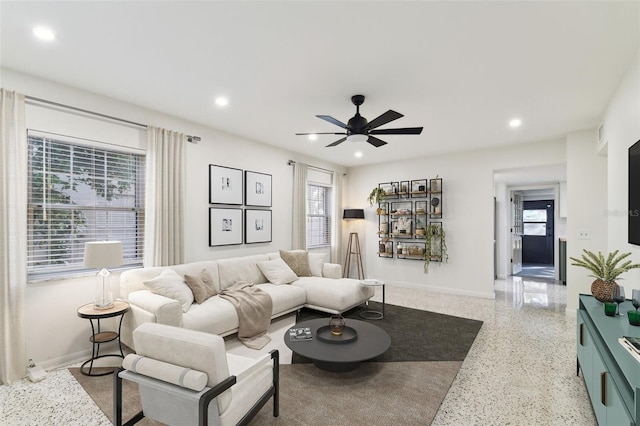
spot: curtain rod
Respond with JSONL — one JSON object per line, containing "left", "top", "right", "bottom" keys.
{"left": 287, "top": 160, "right": 334, "bottom": 174}
{"left": 25, "top": 95, "right": 201, "bottom": 143}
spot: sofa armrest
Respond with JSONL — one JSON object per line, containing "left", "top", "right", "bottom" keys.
{"left": 322, "top": 263, "right": 342, "bottom": 279}
{"left": 128, "top": 290, "right": 183, "bottom": 327}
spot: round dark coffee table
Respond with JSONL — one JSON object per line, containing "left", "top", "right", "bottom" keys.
{"left": 285, "top": 318, "right": 391, "bottom": 372}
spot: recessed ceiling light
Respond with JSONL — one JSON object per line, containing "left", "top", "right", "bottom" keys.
{"left": 354, "top": 151, "right": 363, "bottom": 158}
{"left": 308, "top": 134, "right": 318, "bottom": 141}
{"left": 33, "top": 26, "right": 55, "bottom": 41}
{"left": 215, "top": 97, "right": 229, "bottom": 107}
{"left": 509, "top": 118, "right": 522, "bottom": 128}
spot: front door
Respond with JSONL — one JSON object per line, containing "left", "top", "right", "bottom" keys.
{"left": 522, "top": 200, "right": 554, "bottom": 264}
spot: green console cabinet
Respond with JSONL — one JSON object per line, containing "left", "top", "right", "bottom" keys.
{"left": 577, "top": 295, "right": 640, "bottom": 425}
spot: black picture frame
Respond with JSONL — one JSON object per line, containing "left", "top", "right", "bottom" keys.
{"left": 209, "top": 165, "right": 243, "bottom": 205}
{"left": 209, "top": 207, "right": 243, "bottom": 246}
{"left": 244, "top": 209, "right": 272, "bottom": 244}
{"left": 245, "top": 170, "right": 272, "bottom": 207}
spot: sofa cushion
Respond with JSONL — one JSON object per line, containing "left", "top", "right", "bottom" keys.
{"left": 279, "top": 249, "right": 311, "bottom": 277}
{"left": 308, "top": 252, "right": 327, "bottom": 277}
{"left": 184, "top": 269, "right": 218, "bottom": 304}
{"left": 257, "top": 258, "right": 298, "bottom": 285}
{"left": 143, "top": 269, "right": 194, "bottom": 312}
{"left": 182, "top": 295, "right": 240, "bottom": 336}
{"left": 217, "top": 254, "right": 270, "bottom": 290}
{"left": 293, "top": 277, "right": 374, "bottom": 312}
{"left": 255, "top": 283, "right": 306, "bottom": 314}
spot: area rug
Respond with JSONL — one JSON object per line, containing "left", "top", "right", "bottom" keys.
{"left": 70, "top": 362, "right": 462, "bottom": 426}
{"left": 294, "top": 302, "right": 483, "bottom": 363}
{"left": 70, "top": 304, "right": 482, "bottom": 425}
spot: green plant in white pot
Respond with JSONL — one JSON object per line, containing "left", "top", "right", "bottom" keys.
{"left": 570, "top": 249, "right": 640, "bottom": 302}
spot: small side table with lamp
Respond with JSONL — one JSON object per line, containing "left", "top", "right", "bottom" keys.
{"left": 77, "top": 240, "right": 129, "bottom": 376}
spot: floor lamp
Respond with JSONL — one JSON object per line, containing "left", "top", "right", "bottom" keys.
{"left": 343, "top": 208, "right": 365, "bottom": 279}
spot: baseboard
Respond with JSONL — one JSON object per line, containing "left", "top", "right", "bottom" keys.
{"left": 37, "top": 349, "right": 93, "bottom": 371}
{"left": 38, "top": 347, "right": 126, "bottom": 372}
{"left": 387, "top": 281, "right": 496, "bottom": 299}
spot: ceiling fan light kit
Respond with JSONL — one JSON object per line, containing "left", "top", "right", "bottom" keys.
{"left": 296, "top": 95, "right": 423, "bottom": 148}
{"left": 347, "top": 134, "right": 368, "bottom": 143}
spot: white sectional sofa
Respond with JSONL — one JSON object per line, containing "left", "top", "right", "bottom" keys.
{"left": 119, "top": 252, "right": 374, "bottom": 350}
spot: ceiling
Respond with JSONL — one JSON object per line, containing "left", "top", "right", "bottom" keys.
{"left": 1, "top": 1, "right": 638, "bottom": 168}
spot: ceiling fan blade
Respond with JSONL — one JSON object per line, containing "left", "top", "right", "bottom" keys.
{"left": 316, "top": 115, "right": 348, "bottom": 129}
{"left": 296, "top": 132, "right": 347, "bottom": 135}
{"left": 370, "top": 127, "right": 424, "bottom": 135}
{"left": 368, "top": 110, "right": 403, "bottom": 130}
{"left": 367, "top": 136, "right": 388, "bottom": 148}
{"left": 326, "top": 137, "right": 347, "bottom": 147}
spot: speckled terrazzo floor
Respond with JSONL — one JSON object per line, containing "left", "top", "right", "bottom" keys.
{"left": 0, "top": 276, "right": 596, "bottom": 425}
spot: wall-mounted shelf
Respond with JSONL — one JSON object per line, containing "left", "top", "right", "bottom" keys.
{"left": 376, "top": 178, "right": 444, "bottom": 261}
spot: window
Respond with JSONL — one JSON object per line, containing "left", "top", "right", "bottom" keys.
{"left": 27, "top": 132, "right": 145, "bottom": 279}
{"left": 306, "top": 184, "right": 332, "bottom": 248}
{"left": 523, "top": 209, "right": 547, "bottom": 236}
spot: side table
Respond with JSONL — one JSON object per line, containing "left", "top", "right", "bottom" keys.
{"left": 359, "top": 279, "right": 385, "bottom": 320}
{"left": 77, "top": 300, "right": 130, "bottom": 376}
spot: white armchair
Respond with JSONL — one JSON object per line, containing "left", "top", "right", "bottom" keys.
{"left": 113, "top": 322, "right": 279, "bottom": 426}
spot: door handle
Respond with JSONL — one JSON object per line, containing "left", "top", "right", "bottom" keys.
{"left": 601, "top": 372, "right": 607, "bottom": 406}
{"left": 579, "top": 323, "right": 584, "bottom": 346}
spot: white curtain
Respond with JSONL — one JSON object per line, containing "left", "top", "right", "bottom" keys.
{"left": 0, "top": 89, "right": 27, "bottom": 385}
{"left": 292, "top": 161, "right": 308, "bottom": 249}
{"left": 331, "top": 172, "right": 344, "bottom": 263}
{"left": 144, "top": 127, "right": 186, "bottom": 266}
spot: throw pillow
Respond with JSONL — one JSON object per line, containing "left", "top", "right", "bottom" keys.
{"left": 308, "top": 252, "right": 327, "bottom": 277}
{"left": 257, "top": 258, "right": 298, "bottom": 285}
{"left": 143, "top": 269, "right": 194, "bottom": 312}
{"left": 184, "top": 269, "right": 218, "bottom": 304}
{"left": 279, "top": 249, "right": 311, "bottom": 277}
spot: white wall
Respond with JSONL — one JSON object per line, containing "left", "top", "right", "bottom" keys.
{"left": 565, "top": 130, "right": 607, "bottom": 311}
{"left": 565, "top": 50, "right": 640, "bottom": 312}
{"left": 345, "top": 139, "right": 566, "bottom": 299}
{"left": 2, "top": 68, "right": 344, "bottom": 367}
{"left": 605, "top": 52, "right": 640, "bottom": 290}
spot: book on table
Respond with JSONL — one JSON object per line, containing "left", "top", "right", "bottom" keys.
{"left": 623, "top": 336, "right": 640, "bottom": 353}
{"left": 289, "top": 327, "right": 312, "bottom": 341}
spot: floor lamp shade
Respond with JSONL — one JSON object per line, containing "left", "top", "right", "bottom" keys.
{"left": 342, "top": 209, "right": 365, "bottom": 279}
{"left": 84, "top": 241, "right": 123, "bottom": 310}
{"left": 343, "top": 209, "right": 365, "bottom": 220}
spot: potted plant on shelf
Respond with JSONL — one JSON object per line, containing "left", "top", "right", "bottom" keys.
{"left": 367, "top": 187, "right": 386, "bottom": 207}
{"left": 570, "top": 249, "right": 640, "bottom": 302}
{"left": 424, "top": 223, "right": 448, "bottom": 272}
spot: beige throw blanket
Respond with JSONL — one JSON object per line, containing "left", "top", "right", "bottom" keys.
{"left": 219, "top": 281, "right": 273, "bottom": 349}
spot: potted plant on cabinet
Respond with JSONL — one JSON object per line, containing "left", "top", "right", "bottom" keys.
{"left": 569, "top": 249, "right": 640, "bottom": 302}
{"left": 367, "top": 187, "right": 386, "bottom": 207}
{"left": 424, "top": 223, "right": 448, "bottom": 272}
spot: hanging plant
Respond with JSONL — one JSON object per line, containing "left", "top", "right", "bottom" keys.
{"left": 424, "top": 223, "right": 448, "bottom": 272}
{"left": 367, "top": 187, "right": 387, "bottom": 207}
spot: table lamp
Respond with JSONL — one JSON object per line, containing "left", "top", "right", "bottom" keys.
{"left": 84, "top": 241, "right": 123, "bottom": 310}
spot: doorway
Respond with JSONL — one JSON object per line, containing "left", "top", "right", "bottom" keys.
{"left": 518, "top": 200, "right": 555, "bottom": 279}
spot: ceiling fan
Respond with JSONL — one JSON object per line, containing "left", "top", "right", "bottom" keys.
{"left": 296, "top": 95, "right": 423, "bottom": 148}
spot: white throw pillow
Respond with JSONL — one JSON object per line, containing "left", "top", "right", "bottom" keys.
{"left": 308, "top": 252, "right": 327, "bottom": 277}
{"left": 143, "top": 269, "right": 194, "bottom": 312}
{"left": 257, "top": 258, "right": 298, "bottom": 285}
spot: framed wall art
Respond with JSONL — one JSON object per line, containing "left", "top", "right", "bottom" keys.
{"left": 209, "top": 165, "right": 243, "bottom": 205}
{"left": 245, "top": 209, "right": 272, "bottom": 244}
{"left": 209, "top": 208, "right": 243, "bottom": 246}
{"left": 245, "top": 170, "right": 272, "bottom": 207}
